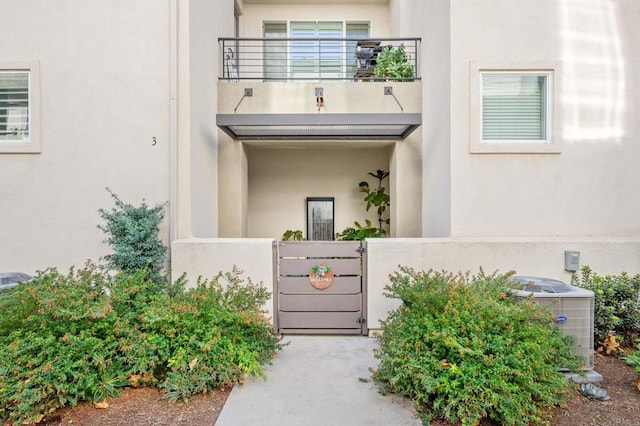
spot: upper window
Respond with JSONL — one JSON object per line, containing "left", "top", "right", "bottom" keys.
{"left": 263, "top": 21, "right": 370, "bottom": 81}
{"left": 0, "top": 63, "right": 39, "bottom": 153}
{"left": 481, "top": 72, "right": 548, "bottom": 142}
{"left": 470, "top": 64, "right": 560, "bottom": 154}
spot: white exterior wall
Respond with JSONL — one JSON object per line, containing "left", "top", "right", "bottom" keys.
{"left": 0, "top": 1, "right": 171, "bottom": 274}
{"left": 448, "top": 0, "right": 640, "bottom": 237}
{"left": 183, "top": 0, "right": 233, "bottom": 238}
{"left": 366, "top": 237, "right": 640, "bottom": 330}
{"left": 171, "top": 238, "right": 275, "bottom": 316}
{"left": 242, "top": 2, "right": 390, "bottom": 38}
{"left": 171, "top": 237, "right": 640, "bottom": 330}
{"left": 4, "top": 0, "right": 639, "bottom": 307}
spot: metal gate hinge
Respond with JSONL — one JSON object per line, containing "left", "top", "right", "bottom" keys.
{"left": 356, "top": 246, "right": 366, "bottom": 254}
{"left": 356, "top": 317, "right": 366, "bottom": 324}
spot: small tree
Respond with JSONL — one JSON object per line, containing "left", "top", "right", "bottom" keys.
{"left": 336, "top": 170, "right": 390, "bottom": 241}
{"left": 98, "top": 188, "right": 167, "bottom": 278}
{"left": 359, "top": 169, "right": 390, "bottom": 233}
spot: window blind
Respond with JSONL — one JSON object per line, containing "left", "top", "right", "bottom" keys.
{"left": 482, "top": 74, "right": 547, "bottom": 141}
{"left": 0, "top": 72, "right": 29, "bottom": 141}
{"left": 290, "top": 21, "right": 342, "bottom": 78}
{"left": 264, "top": 22, "right": 288, "bottom": 80}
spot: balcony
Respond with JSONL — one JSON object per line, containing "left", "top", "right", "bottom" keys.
{"left": 219, "top": 37, "right": 421, "bottom": 82}
{"left": 216, "top": 37, "right": 422, "bottom": 140}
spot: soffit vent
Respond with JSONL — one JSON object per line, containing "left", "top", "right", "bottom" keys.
{"left": 216, "top": 113, "right": 421, "bottom": 140}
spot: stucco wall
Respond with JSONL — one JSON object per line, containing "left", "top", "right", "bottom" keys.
{"left": 171, "top": 238, "right": 275, "bottom": 316}
{"left": 242, "top": 2, "right": 390, "bottom": 38}
{"left": 448, "top": 0, "right": 640, "bottom": 237}
{"left": 171, "top": 237, "right": 640, "bottom": 331}
{"left": 184, "top": 0, "right": 233, "bottom": 238}
{"left": 396, "top": 0, "right": 452, "bottom": 238}
{"left": 367, "top": 237, "right": 640, "bottom": 330}
{"left": 0, "top": 0, "right": 171, "bottom": 273}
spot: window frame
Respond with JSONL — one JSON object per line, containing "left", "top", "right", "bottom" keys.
{"left": 263, "top": 20, "right": 370, "bottom": 81}
{"left": 469, "top": 62, "right": 561, "bottom": 154}
{"left": 306, "top": 197, "right": 335, "bottom": 241}
{"left": 0, "top": 62, "right": 40, "bottom": 154}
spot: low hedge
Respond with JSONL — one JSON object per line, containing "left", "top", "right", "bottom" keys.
{"left": 373, "top": 267, "right": 581, "bottom": 426}
{"left": 0, "top": 264, "right": 279, "bottom": 424}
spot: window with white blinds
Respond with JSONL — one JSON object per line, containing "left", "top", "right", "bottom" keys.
{"left": 291, "top": 21, "right": 342, "bottom": 79}
{"left": 263, "top": 21, "right": 370, "bottom": 80}
{"left": 0, "top": 71, "right": 29, "bottom": 143}
{"left": 263, "top": 22, "right": 288, "bottom": 80}
{"left": 481, "top": 72, "right": 550, "bottom": 142}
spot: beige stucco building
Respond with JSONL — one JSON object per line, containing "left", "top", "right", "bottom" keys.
{"left": 2, "top": 0, "right": 639, "bottom": 331}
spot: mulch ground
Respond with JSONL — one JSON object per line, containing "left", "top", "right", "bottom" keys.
{"left": 39, "top": 387, "right": 230, "bottom": 426}
{"left": 37, "top": 353, "right": 640, "bottom": 426}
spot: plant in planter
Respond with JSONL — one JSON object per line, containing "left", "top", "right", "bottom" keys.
{"left": 373, "top": 44, "right": 414, "bottom": 80}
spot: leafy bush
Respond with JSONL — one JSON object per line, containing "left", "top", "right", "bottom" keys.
{"left": 373, "top": 267, "right": 580, "bottom": 426}
{"left": 572, "top": 265, "right": 640, "bottom": 347}
{"left": 98, "top": 188, "right": 167, "bottom": 279}
{"left": 0, "top": 265, "right": 279, "bottom": 424}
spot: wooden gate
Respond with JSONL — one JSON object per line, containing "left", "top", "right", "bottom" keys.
{"left": 274, "top": 241, "right": 366, "bottom": 335}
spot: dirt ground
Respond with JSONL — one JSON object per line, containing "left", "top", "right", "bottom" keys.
{"left": 39, "top": 387, "right": 231, "bottom": 426}
{"left": 551, "top": 353, "right": 640, "bottom": 426}
{"left": 39, "top": 353, "right": 639, "bottom": 426}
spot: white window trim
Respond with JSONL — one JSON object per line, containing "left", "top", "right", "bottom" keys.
{"left": 470, "top": 62, "right": 561, "bottom": 154}
{"left": 0, "top": 62, "right": 40, "bottom": 154}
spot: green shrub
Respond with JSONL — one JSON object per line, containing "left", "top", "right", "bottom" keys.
{"left": 572, "top": 265, "right": 640, "bottom": 347}
{"left": 622, "top": 340, "right": 640, "bottom": 375}
{"left": 373, "top": 267, "right": 580, "bottom": 426}
{"left": 0, "top": 265, "right": 279, "bottom": 424}
{"left": 98, "top": 188, "right": 167, "bottom": 279}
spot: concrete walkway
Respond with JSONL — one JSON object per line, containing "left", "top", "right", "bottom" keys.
{"left": 215, "top": 336, "right": 421, "bottom": 426}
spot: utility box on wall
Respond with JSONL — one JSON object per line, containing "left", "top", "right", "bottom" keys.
{"left": 511, "top": 276, "right": 595, "bottom": 371}
{"left": 564, "top": 250, "right": 580, "bottom": 272}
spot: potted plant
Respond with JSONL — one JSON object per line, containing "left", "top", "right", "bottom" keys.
{"left": 373, "top": 44, "right": 415, "bottom": 81}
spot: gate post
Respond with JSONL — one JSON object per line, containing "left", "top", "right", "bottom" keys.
{"left": 272, "top": 240, "right": 280, "bottom": 333}
{"left": 359, "top": 240, "right": 368, "bottom": 335}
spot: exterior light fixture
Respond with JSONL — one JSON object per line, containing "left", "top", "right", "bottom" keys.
{"left": 384, "top": 86, "right": 404, "bottom": 112}
{"left": 234, "top": 88, "right": 253, "bottom": 113}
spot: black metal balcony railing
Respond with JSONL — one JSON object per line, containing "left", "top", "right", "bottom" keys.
{"left": 219, "top": 37, "right": 421, "bottom": 82}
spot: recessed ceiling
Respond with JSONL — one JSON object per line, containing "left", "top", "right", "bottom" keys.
{"left": 243, "top": 0, "right": 387, "bottom": 4}
{"left": 217, "top": 113, "right": 421, "bottom": 140}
